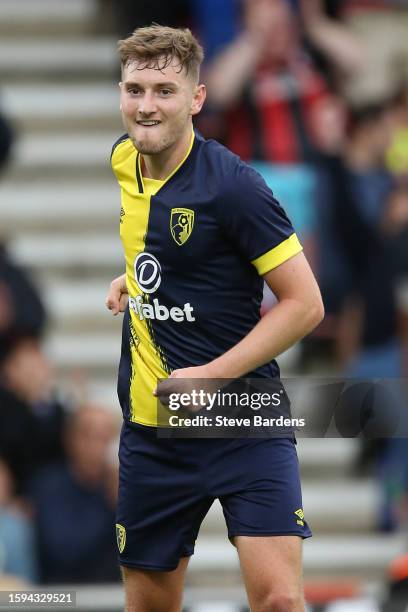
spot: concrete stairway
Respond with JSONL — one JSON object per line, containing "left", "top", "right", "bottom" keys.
{"left": 0, "top": 0, "right": 402, "bottom": 602}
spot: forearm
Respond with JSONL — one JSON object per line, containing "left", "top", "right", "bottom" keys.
{"left": 205, "top": 33, "right": 261, "bottom": 108}
{"left": 207, "top": 296, "right": 323, "bottom": 379}
{"left": 304, "top": 18, "right": 364, "bottom": 74}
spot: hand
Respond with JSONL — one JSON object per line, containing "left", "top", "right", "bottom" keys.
{"left": 154, "top": 365, "right": 221, "bottom": 413}
{"left": 244, "top": 0, "right": 284, "bottom": 52}
{"left": 105, "top": 273, "right": 128, "bottom": 315}
{"left": 300, "top": 0, "right": 325, "bottom": 24}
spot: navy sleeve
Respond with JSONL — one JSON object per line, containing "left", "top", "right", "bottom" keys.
{"left": 217, "top": 162, "right": 303, "bottom": 275}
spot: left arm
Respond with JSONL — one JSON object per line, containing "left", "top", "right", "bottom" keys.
{"left": 301, "top": 0, "right": 365, "bottom": 75}
{"left": 169, "top": 251, "right": 324, "bottom": 381}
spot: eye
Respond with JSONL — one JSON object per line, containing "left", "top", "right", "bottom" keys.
{"left": 128, "top": 87, "right": 141, "bottom": 95}
{"left": 160, "top": 89, "right": 172, "bottom": 96}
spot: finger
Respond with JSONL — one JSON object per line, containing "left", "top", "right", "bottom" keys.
{"left": 155, "top": 378, "right": 181, "bottom": 399}
{"left": 105, "top": 298, "right": 119, "bottom": 315}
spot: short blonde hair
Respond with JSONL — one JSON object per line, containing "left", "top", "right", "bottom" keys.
{"left": 118, "top": 24, "right": 204, "bottom": 83}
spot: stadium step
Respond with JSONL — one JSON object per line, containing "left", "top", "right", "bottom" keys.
{"left": 0, "top": 182, "right": 119, "bottom": 231}
{"left": 190, "top": 533, "right": 406, "bottom": 581}
{"left": 45, "top": 331, "right": 120, "bottom": 371}
{"left": 72, "top": 583, "right": 383, "bottom": 612}
{"left": 3, "top": 84, "right": 121, "bottom": 132}
{"left": 7, "top": 132, "right": 118, "bottom": 181}
{"left": 199, "top": 480, "right": 380, "bottom": 534}
{"left": 0, "top": 37, "right": 117, "bottom": 82}
{"left": 0, "top": 0, "right": 99, "bottom": 37}
{"left": 9, "top": 232, "right": 123, "bottom": 273}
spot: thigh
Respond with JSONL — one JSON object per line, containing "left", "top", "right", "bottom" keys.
{"left": 219, "top": 438, "right": 312, "bottom": 540}
{"left": 236, "top": 535, "right": 304, "bottom": 611}
{"left": 122, "top": 557, "right": 189, "bottom": 612}
{"left": 117, "top": 422, "right": 213, "bottom": 570}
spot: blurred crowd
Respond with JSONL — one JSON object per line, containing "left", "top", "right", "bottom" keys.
{"left": 0, "top": 0, "right": 408, "bottom": 600}
{"left": 0, "top": 117, "right": 120, "bottom": 585}
{"left": 0, "top": 272, "right": 120, "bottom": 587}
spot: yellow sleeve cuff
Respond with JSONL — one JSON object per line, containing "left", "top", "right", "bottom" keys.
{"left": 251, "top": 233, "right": 303, "bottom": 275}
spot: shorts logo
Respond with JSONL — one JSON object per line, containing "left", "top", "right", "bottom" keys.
{"left": 294, "top": 508, "right": 304, "bottom": 526}
{"left": 134, "top": 252, "right": 161, "bottom": 294}
{"left": 170, "top": 208, "right": 194, "bottom": 246}
{"left": 116, "top": 523, "right": 126, "bottom": 553}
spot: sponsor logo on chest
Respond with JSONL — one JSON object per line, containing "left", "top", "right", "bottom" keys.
{"left": 130, "top": 251, "right": 195, "bottom": 322}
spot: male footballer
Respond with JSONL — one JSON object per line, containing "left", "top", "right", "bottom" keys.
{"left": 106, "top": 24, "right": 324, "bottom": 612}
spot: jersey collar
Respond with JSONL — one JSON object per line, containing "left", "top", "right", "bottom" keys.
{"left": 135, "top": 130, "right": 195, "bottom": 195}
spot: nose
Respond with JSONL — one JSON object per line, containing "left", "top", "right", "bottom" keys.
{"left": 138, "top": 90, "right": 158, "bottom": 116}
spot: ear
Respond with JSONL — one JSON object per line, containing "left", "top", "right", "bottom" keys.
{"left": 191, "top": 84, "right": 206, "bottom": 117}
{"left": 119, "top": 82, "right": 123, "bottom": 111}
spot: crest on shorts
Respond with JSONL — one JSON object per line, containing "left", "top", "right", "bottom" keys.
{"left": 116, "top": 523, "right": 126, "bottom": 553}
{"left": 170, "top": 208, "right": 194, "bottom": 246}
{"left": 294, "top": 508, "right": 304, "bottom": 526}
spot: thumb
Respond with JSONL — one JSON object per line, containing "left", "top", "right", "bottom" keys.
{"left": 169, "top": 370, "right": 181, "bottom": 379}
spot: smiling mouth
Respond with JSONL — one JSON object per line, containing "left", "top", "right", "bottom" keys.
{"left": 136, "top": 120, "right": 161, "bottom": 127}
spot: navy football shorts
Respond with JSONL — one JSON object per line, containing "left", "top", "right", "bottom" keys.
{"left": 116, "top": 421, "right": 312, "bottom": 571}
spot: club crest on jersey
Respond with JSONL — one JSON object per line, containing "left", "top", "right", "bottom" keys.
{"left": 170, "top": 208, "right": 194, "bottom": 246}
{"left": 116, "top": 523, "right": 126, "bottom": 553}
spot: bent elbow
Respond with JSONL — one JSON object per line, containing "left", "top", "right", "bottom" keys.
{"left": 309, "top": 297, "right": 325, "bottom": 329}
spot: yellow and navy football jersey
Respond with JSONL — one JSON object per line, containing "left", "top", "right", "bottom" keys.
{"left": 111, "top": 130, "right": 302, "bottom": 426}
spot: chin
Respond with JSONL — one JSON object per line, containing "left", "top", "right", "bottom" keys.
{"left": 133, "top": 135, "right": 172, "bottom": 156}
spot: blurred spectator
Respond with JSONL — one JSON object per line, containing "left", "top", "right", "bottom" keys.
{"left": 0, "top": 242, "right": 47, "bottom": 354}
{"left": 342, "top": 181, "right": 408, "bottom": 532}
{"left": 0, "top": 337, "right": 66, "bottom": 493}
{"left": 308, "top": 94, "right": 352, "bottom": 330}
{"left": 0, "top": 238, "right": 67, "bottom": 492}
{"left": 29, "top": 405, "right": 120, "bottom": 584}
{"left": 385, "top": 553, "right": 408, "bottom": 612}
{"left": 386, "top": 184, "right": 408, "bottom": 374}
{"left": 336, "top": 0, "right": 408, "bottom": 106}
{"left": 203, "top": 0, "right": 330, "bottom": 163}
{"left": 376, "top": 436, "right": 408, "bottom": 533}
{"left": 341, "top": 105, "right": 399, "bottom": 373}
{"left": 109, "top": 0, "right": 192, "bottom": 37}
{"left": 0, "top": 460, "right": 38, "bottom": 583}
{"left": 191, "top": 0, "right": 240, "bottom": 62}
{"left": 301, "top": 0, "right": 365, "bottom": 87}
{"left": 0, "top": 105, "right": 13, "bottom": 173}
{"left": 386, "top": 88, "right": 408, "bottom": 178}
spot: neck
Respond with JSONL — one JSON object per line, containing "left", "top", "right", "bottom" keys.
{"left": 141, "top": 126, "right": 193, "bottom": 181}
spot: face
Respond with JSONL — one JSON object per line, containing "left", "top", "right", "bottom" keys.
{"left": 245, "top": 0, "right": 296, "bottom": 62}
{"left": 66, "top": 407, "right": 116, "bottom": 479}
{"left": 119, "top": 57, "right": 206, "bottom": 156}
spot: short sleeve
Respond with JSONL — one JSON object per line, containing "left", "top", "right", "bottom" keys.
{"left": 217, "top": 163, "right": 303, "bottom": 275}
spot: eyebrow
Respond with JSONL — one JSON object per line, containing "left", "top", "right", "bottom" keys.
{"left": 124, "top": 81, "right": 179, "bottom": 88}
